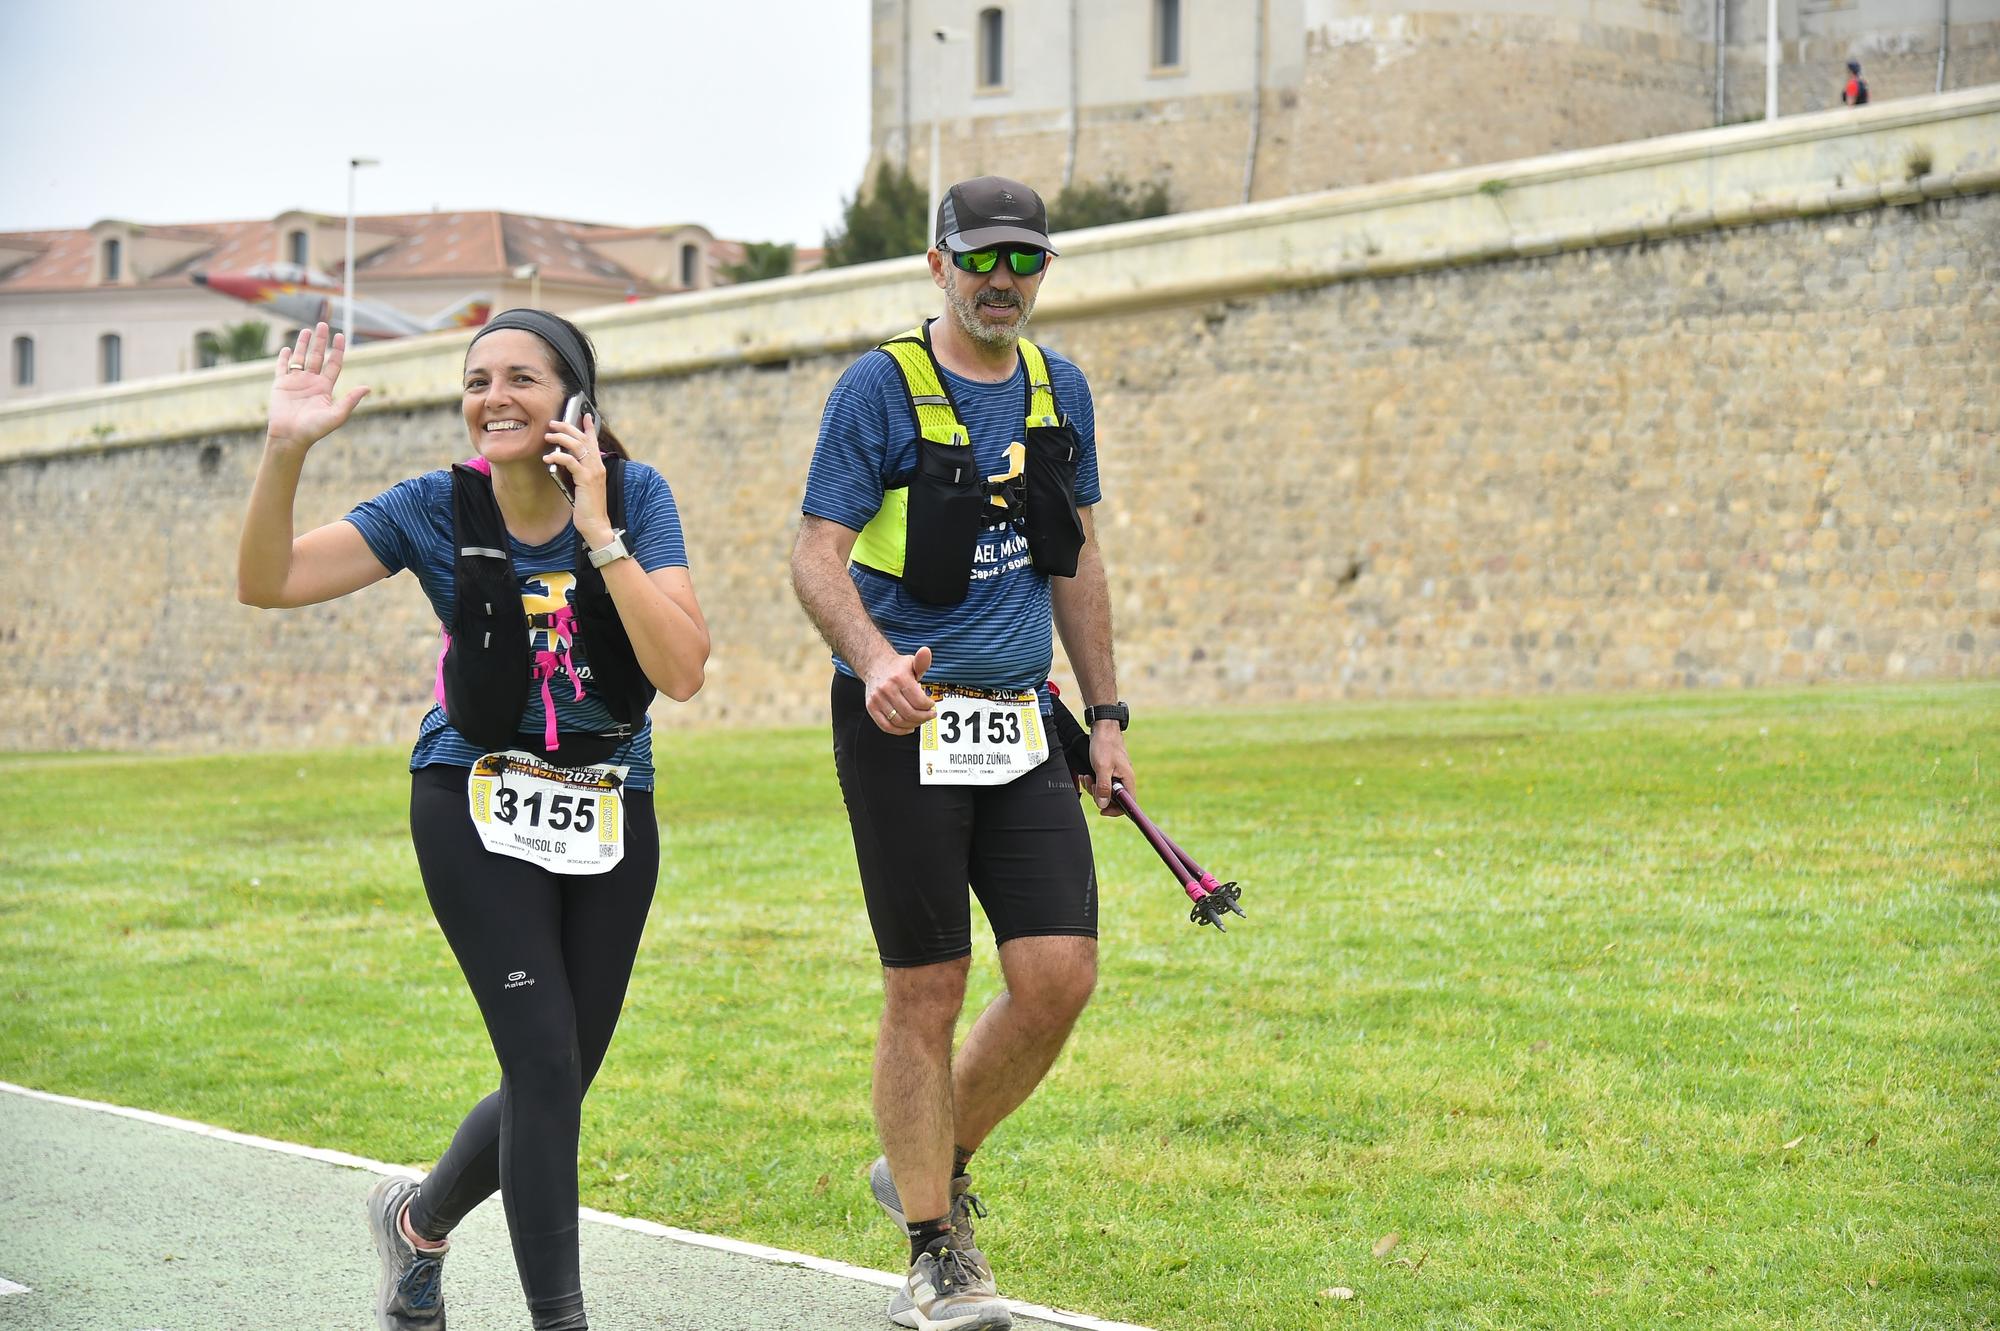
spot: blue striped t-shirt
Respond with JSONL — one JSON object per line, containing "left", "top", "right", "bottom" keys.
{"left": 802, "top": 330, "right": 1100, "bottom": 694}
{"left": 344, "top": 461, "right": 688, "bottom": 789}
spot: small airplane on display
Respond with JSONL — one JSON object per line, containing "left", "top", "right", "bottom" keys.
{"left": 191, "top": 263, "right": 492, "bottom": 342}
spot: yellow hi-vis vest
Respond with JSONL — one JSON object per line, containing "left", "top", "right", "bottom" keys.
{"left": 850, "top": 325, "right": 1059, "bottom": 581}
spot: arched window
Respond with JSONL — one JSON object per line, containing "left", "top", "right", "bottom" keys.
{"left": 11, "top": 336, "right": 32, "bottom": 387}
{"left": 100, "top": 333, "right": 122, "bottom": 384}
{"left": 101, "top": 237, "right": 122, "bottom": 283}
{"left": 680, "top": 242, "right": 700, "bottom": 288}
{"left": 977, "top": 7, "right": 1005, "bottom": 89}
{"left": 1153, "top": 0, "right": 1183, "bottom": 70}
{"left": 288, "top": 229, "right": 309, "bottom": 266}
{"left": 195, "top": 331, "right": 221, "bottom": 369}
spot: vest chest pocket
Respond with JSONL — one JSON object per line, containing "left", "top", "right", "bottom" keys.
{"left": 443, "top": 551, "right": 531, "bottom": 751}
{"left": 1021, "top": 422, "right": 1084, "bottom": 578}
{"left": 902, "top": 436, "right": 989, "bottom": 605}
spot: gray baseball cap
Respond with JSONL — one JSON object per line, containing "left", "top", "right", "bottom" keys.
{"left": 935, "top": 175, "right": 1060, "bottom": 255}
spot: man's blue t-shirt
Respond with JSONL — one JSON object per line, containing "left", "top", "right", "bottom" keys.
{"left": 345, "top": 461, "right": 688, "bottom": 789}
{"left": 801, "top": 331, "right": 1100, "bottom": 694}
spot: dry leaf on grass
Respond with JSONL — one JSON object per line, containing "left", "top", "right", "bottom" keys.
{"left": 1321, "top": 1286, "right": 1357, "bottom": 1301}
{"left": 1372, "top": 1232, "right": 1401, "bottom": 1258}
{"left": 1781, "top": 1134, "right": 1806, "bottom": 1150}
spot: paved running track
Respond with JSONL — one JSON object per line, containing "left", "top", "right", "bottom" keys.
{"left": 0, "top": 1084, "right": 1145, "bottom": 1331}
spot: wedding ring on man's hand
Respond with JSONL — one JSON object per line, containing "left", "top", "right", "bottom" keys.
{"left": 289, "top": 362, "right": 307, "bottom": 371}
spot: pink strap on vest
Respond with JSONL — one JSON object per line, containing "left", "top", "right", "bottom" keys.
{"left": 533, "top": 605, "right": 587, "bottom": 750}
{"left": 531, "top": 653, "right": 562, "bottom": 750}
{"left": 463, "top": 455, "right": 492, "bottom": 476}
{"left": 434, "top": 626, "right": 451, "bottom": 708}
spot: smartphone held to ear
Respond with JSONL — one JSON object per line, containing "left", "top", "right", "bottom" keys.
{"left": 548, "top": 395, "right": 585, "bottom": 505}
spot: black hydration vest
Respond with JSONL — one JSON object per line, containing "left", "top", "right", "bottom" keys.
{"left": 848, "top": 325, "right": 1085, "bottom": 607}
{"left": 438, "top": 457, "right": 654, "bottom": 767}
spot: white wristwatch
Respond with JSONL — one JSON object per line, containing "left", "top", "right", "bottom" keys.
{"left": 586, "top": 531, "right": 631, "bottom": 569}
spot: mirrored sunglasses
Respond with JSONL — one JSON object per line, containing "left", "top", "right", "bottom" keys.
{"left": 949, "top": 245, "right": 1050, "bottom": 277}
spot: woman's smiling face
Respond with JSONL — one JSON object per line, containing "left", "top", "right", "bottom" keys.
{"left": 462, "top": 329, "right": 566, "bottom": 460}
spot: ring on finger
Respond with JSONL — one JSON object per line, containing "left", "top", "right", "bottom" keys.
{"left": 289, "top": 362, "right": 307, "bottom": 371}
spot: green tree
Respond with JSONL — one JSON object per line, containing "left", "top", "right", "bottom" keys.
{"left": 721, "top": 241, "right": 796, "bottom": 285}
{"left": 822, "top": 162, "right": 929, "bottom": 268}
{"left": 197, "top": 320, "right": 270, "bottom": 367}
{"left": 1050, "top": 175, "right": 1173, "bottom": 231}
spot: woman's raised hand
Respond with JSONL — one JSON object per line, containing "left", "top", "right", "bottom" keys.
{"left": 266, "top": 322, "right": 370, "bottom": 450}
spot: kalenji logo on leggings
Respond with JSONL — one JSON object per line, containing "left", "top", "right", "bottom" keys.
{"left": 505, "top": 970, "right": 535, "bottom": 990}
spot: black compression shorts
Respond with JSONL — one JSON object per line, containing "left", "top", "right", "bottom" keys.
{"left": 830, "top": 672, "right": 1097, "bottom": 967}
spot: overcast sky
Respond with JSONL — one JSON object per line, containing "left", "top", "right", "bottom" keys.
{"left": 0, "top": 0, "right": 874, "bottom": 246}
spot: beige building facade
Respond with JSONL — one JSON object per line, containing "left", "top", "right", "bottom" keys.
{"left": 0, "top": 211, "right": 726, "bottom": 403}
{"left": 873, "top": 0, "right": 2000, "bottom": 217}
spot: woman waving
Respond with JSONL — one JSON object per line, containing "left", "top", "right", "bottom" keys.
{"left": 239, "top": 312, "right": 707, "bottom": 1331}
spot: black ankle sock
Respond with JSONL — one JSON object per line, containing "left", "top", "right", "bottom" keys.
{"left": 907, "top": 1216, "right": 952, "bottom": 1262}
{"left": 952, "top": 1145, "right": 975, "bottom": 1179}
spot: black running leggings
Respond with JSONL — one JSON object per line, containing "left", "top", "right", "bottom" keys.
{"left": 401, "top": 764, "right": 658, "bottom": 1331}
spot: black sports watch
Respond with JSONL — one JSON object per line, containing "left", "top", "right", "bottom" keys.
{"left": 1083, "top": 702, "right": 1130, "bottom": 731}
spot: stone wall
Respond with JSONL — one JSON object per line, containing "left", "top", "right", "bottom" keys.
{"left": 888, "top": 7, "right": 2000, "bottom": 218}
{"left": 1722, "top": 21, "right": 2000, "bottom": 123}
{"left": 1273, "top": 13, "right": 1718, "bottom": 198}
{"left": 5, "top": 92, "right": 1996, "bottom": 751}
{"left": 903, "top": 12, "right": 1723, "bottom": 215}
{"left": 1085, "top": 199, "right": 1996, "bottom": 697}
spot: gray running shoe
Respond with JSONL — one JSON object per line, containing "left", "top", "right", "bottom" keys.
{"left": 891, "top": 1242, "right": 1012, "bottom": 1331}
{"left": 872, "top": 1157, "right": 995, "bottom": 1322}
{"left": 367, "top": 1175, "right": 448, "bottom": 1331}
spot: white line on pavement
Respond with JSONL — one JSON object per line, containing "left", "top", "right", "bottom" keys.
{"left": 0, "top": 1081, "right": 1154, "bottom": 1331}
{"left": 0, "top": 1276, "right": 30, "bottom": 1294}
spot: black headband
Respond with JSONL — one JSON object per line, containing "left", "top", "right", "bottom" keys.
{"left": 470, "top": 310, "right": 597, "bottom": 406}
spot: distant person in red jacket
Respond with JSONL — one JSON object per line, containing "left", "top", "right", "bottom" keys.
{"left": 1842, "top": 60, "right": 1870, "bottom": 106}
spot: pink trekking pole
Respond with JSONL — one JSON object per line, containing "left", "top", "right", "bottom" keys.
{"left": 1047, "top": 686, "right": 1246, "bottom": 931}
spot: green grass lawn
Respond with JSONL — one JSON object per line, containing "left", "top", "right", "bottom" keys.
{"left": 3, "top": 684, "right": 1996, "bottom": 1330}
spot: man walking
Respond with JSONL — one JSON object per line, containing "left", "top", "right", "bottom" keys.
{"left": 1842, "top": 59, "right": 1870, "bottom": 105}
{"left": 790, "top": 175, "right": 1133, "bottom": 1331}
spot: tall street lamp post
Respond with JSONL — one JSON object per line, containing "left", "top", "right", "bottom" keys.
{"left": 927, "top": 28, "right": 965, "bottom": 233}
{"left": 1765, "top": 0, "right": 1780, "bottom": 121}
{"left": 345, "top": 157, "right": 380, "bottom": 340}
